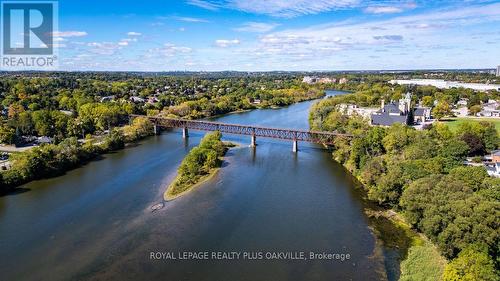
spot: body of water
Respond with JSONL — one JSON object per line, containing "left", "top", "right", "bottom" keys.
{"left": 0, "top": 90, "right": 390, "bottom": 280}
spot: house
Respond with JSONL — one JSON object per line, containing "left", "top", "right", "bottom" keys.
{"left": 302, "top": 76, "right": 335, "bottom": 84}
{"left": 457, "top": 98, "right": 468, "bottom": 107}
{"left": 477, "top": 100, "right": 500, "bottom": 117}
{"left": 483, "top": 151, "right": 500, "bottom": 177}
{"left": 486, "top": 162, "right": 500, "bottom": 177}
{"left": 338, "top": 78, "right": 348, "bottom": 84}
{"left": 319, "top": 77, "right": 335, "bottom": 83}
{"left": 59, "top": 110, "right": 73, "bottom": 116}
{"left": 100, "top": 95, "right": 115, "bottom": 102}
{"left": 302, "top": 76, "right": 317, "bottom": 84}
{"left": 371, "top": 93, "right": 412, "bottom": 126}
{"left": 492, "top": 150, "right": 500, "bottom": 163}
{"left": 337, "top": 104, "right": 378, "bottom": 119}
{"left": 129, "top": 96, "right": 145, "bottom": 103}
{"left": 413, "top": 107, "right": 432, "bottom": 123}
{"left": 147, "top": 96, "right": 159, "bottom": 104}
{"left": 452, "top": 107, "right": 469, "bottom": 117}
{"left": 36, "top": 136, "right": 53, "bottom": 144}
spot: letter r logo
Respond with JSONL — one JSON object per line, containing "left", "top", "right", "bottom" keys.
{"left": 2, "top": 1, "right": 55, "bottom": 55}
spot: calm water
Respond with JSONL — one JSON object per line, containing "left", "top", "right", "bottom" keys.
{"left": 0, "top": 91, "right": 389, "bottom": 281}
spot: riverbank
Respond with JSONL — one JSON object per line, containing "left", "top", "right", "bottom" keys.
{"left": 164, "top": 167, "right": 221, "bottom": 201}
{"left": 0, "top": 117, "right": 155, "bottom": 194}
{"left": 363, "top": 207, "right": 446, "bottom": 280}
{"left": 310, "top": 89, "right": 500, "bottom": 280}
{"left": 342, "top": 169, "right": 446, "bottom": 280}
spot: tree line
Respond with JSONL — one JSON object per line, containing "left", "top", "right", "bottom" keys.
{"left": 0, "top": 117, "right": 154, "bottom": 193}
{"left": 310, "top": 90, "right": 499, "bottom": 280}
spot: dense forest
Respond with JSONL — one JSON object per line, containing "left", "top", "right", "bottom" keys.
{"left": 310, "top": 85, "right": 499, "bottom": 280}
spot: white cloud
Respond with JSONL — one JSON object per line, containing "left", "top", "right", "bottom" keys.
{"left": 86, "top": 42, "right": 123, "bottom": 55}
{"left": 127, "top": 32, "right": 142, "bottom": 36}
{"left": 173, "top": 16, "right": 210, "bottom": 23}
{"left": 186, "top": 0, "right": 359, "bottom": 17}
{"left": 52, "top": 31, "right": 88, "bottom": 37}
{"left": 364, "top": 6, "right": 403, "bottom": 14}
{"left": 234, "top": 22, "right": 279, "bottom": 33}
{"left": 242, "top": 2, "right": 500, "bottom": 63}
{"left": 187, "top": 0, "right": 220, "bottom": 11}
{"left": 364, "top": 2, "right": 417, "bottom": 14}
{"left": 215, "top": 39, "right": 241, "bottom": 47}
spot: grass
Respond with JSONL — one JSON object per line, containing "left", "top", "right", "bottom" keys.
{"left": 364, "top": 209, "right": 447, "bottom": 281}
{"left": 442, "top": 117, "right": 500, "bottom": 134}
{"left": 400, "top": 240, "right": 447, "bottom": 281}
{"left": 164, "top": 168, "right": 220, "bottom": 201}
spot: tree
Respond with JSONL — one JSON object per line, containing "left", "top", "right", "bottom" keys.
{"left": 8, "top": 104, "right": 24, "bottom": 119}
{"left": 438, "top": 139, "right": 469, "bottom": 161}
{"left": 382, "top": 124, "right": 415, "bottom": 153}
{"left": 16, "top": 111, "right": 34, "bottom": 136}
{"left": 469, "top": 105, "right": 481, "bottom": 116}
{"left": 448, "top": 166, "right": 488, "bottom": 191}
{"left": 461, "top": 132, "right": 486, "bottom": 156}
{"left": 369, "top": 164, "right": 404, "bottom": 206}
{"left": 442, "top": 246, "right": 498, "bottom": 281}
{"left": 0, "top": 125, "right": 16, "bottom": 144}
{"left": 32, "top": 110, "right": 53, "bottom": 137}
{"left": 422, "top": 96, "right": 434, "bottom": 107}
{"left": 432, "top": 101, "right": 452, "bottom": 120}
{"left": 480, "top": 121, "right": 498, "bottom": 151}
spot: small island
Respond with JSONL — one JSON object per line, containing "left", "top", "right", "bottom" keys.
{"left": 164, "top": 131, "right": 229, "bottom": 201}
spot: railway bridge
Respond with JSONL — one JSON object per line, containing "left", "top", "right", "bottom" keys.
{"left": 130, "top": 115, "right": 353, "bottom": 152}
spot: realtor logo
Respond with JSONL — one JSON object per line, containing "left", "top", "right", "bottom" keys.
{"left": 1, "top": 0, "right": 58, "bottom": 69}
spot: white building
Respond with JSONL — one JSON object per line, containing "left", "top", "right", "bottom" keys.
{"left": 497, "top": 65, "right": 500, "bottom": 77}
{"left": 389, "top": 79, "right": 500, "bottom": 92}
{"left": 477, "top": 100, "right": 500, "bottom": 117}
{"left": 337, "top": 104, "right": 378, "bottom": 119}
{"left": 452, "top": 107, "right": 469, "bottom": 117}
{"left": 302, "top": 76, "right": 317, "bottom": 84}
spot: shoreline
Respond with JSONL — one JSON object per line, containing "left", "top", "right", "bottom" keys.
{"left": 163, "top": 141, "right": 237, "bottom": 201}
{"left": 336, "top": 161, "right": 447, "bottom": 280}
{"left": 164, "top": 167, "right": 221, "bottom": 201}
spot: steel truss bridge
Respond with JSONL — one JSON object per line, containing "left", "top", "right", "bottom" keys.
{"left": 130, "top": 115, "right": 353, "bottom": 151}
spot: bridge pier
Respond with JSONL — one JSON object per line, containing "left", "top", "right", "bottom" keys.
{"left": 292, "top": 139, "right": 298, "bottom": 152}
{"left": 250, "top": 134, "right": 256, "bottom": 147}
{"left": 153, "top": 124, "right": 160, "bottom": 135}
{"left": 182, "top": 127, "right": 189, "bottom": 138}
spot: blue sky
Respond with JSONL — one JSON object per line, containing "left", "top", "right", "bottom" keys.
{"left": 50, "top": 0, "right": 500, "bottom": 71}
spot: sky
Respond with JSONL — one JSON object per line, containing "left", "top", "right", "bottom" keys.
{"left": 47, "top": 0, "right": 500, "bottom": 71}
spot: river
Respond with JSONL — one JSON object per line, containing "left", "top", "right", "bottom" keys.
{"left": 0, "top": 90, "right": 391, "bottom": 281}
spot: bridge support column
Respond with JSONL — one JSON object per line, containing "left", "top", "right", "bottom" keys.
{"left": 292, "top": 139, "right": 298, "bottom": 152}
{"left": 250, "top": 134, "right": 256, "bottom": 147}
{"left": 182, "top": 127, "right": 189, "bottom": 138}
{"left": 153, "top": 124, "right": 160, "bottom": 135}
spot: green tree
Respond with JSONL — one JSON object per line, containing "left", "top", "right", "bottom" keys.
{"left": 422, "top": 96, "right": 434, "bottom": 107}
{"left": 433, "top": 101, "right": 452, "bottom": 120}
{"left": 442, "top": 246, "right": 498, "bottom": 281}
{"left": 469, "top": 105, "right": 481, "bottom": 116}
{"left": 0, "top": 125, "right": 16, "bottom": 144}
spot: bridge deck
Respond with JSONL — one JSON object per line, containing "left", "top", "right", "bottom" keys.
{"left": 131, "top": 115, "right": 353, "bottom": 145}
